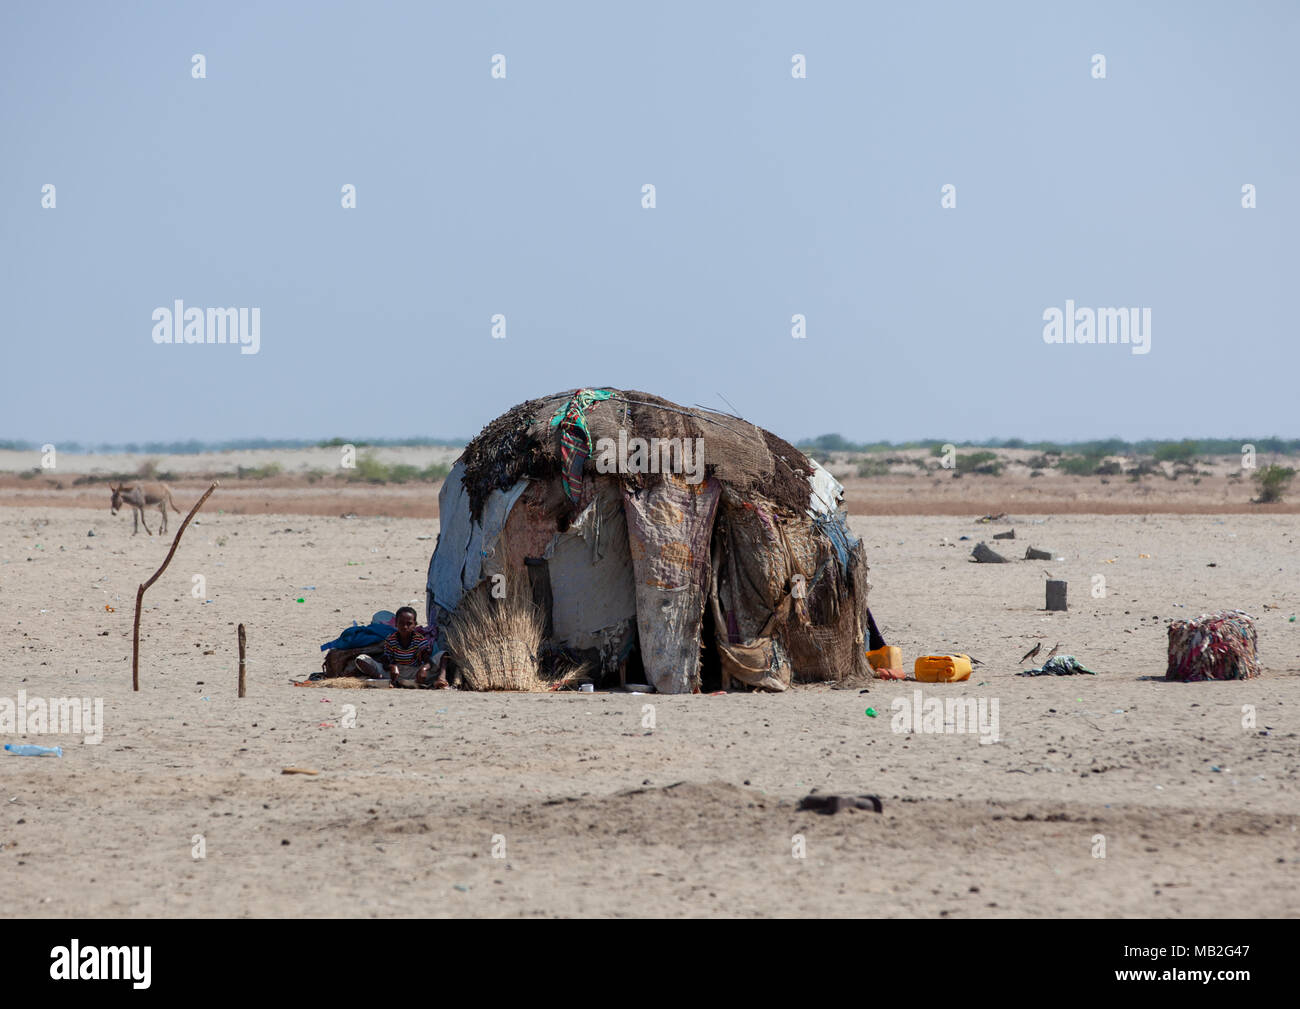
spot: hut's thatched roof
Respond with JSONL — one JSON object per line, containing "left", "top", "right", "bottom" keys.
{"left": 458, "top": 388, "right": 814, "bottom": 520}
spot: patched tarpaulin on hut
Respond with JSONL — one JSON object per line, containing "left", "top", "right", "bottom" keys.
{"left": 544, "top": 477, "right": 638, "bottom": 671}
{"left": 710, "top": 489, "right": 793, "bottom": 690}
{"left": 807, "top": 459, "right": 843, "bottom": 515}
{"left": 485, "top": 480, "right": 566, "bottom": 579}
{"left": 714, "top": 490, "right": 788, "bottom": 638}
{"left": 428, "top": 459, "right": 530, "bottom": 614}
{"left": 711, "top": 486, "right": 871, "bottom": 685}
{"left": 622, "top": 475, "right": 721, "bottom": 693}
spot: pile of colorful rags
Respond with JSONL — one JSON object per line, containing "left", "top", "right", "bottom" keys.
{"left": 1166, "top": 609, "right": 1259, "bottom": 681}
{"left": 1019, "top": 655, "right": 1097, "bottom": 676}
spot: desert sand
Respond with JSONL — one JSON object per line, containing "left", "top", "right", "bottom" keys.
{"left": 2, "top": 480, "right": 1297, "bottom": 917}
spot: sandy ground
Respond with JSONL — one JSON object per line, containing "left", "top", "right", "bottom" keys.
{"left": 2, "top": 502, "right": 1297, "bottom": 918}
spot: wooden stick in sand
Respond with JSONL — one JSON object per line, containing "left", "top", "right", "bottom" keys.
{"left": 237, "top": 623, "right": 247, "bottom": 698}
{"left": 131, "top": 481, "right": 219, "bottom": 692}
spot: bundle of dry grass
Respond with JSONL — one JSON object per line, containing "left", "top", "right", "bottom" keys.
{"left": 291, "top": 676, "right": 386, "bottom": 689}
{"left": 446, "top": 580, "right": 581, "bottom": 691}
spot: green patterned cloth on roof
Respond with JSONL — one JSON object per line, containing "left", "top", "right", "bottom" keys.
{"left": 550, "top": 389, "right": 615, "bottom": 503}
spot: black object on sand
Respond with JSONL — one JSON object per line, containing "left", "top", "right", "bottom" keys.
{"left": 972, "top": 542, "right": 1009, "bottom": 563}
{"left": 798, "top": 794, "right": 884, "bottom": 815}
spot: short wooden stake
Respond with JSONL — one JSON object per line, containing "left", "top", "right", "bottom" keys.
{"left": 1046, "top": 580, "right": 1068, "bottom": 611}
{"left": 237, "top": 623, "right": 247, "bottom": 698}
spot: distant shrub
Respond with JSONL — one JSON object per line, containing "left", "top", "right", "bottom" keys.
{"left": 1154, "top": 440, "right": 1198, "bottom": 463}
{"left": 349, "top": 454, "right": 391, "bottom": 483}
{"left": 1095, "top": 460, "right": 1122, "bottom": 476}
{"left": 856, "top": 457, "right": 891, "bottom": 478}
{"left": 387, "top": 464, "right": 423, "bottom": 484}
{"left": 347, "top": 455, "right": 451, "bottom": 484}
{"left": 319, "top": 437, "right": 370, "bottom": 448}
{"left": 1075, "top": 439, "right": 1129, "bottom": 458}
{"left": 955, "top": 451, "right": 1001, "bottom": 475}
{"left": 237, "top": 462, "right": 283, "bottom": 479}
{"left": 799, "top": 434, "right": 858, "bottom": 454}
{"left": 1025, "top": 454, "right": 1054, "bottom": 469}
{"left": 136, "top": 459, "right": 160, "bottom": 478}
{"left": 1058, "top": 455, "right": 1103, "bottom": 476}
{"left": 1253, "top": 464, "right": 1296, "bottom": 504}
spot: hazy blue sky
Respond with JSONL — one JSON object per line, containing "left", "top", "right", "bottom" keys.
{"left": 2, "top": 1, "right": 1296, "bottom": 446}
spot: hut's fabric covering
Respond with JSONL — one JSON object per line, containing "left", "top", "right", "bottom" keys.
{"left": 428, "top": 459, "right": 529, "bottom": 614}
{"left": 542, "top": 478, "right": 638, "bottom": 672}
{"left": 710, "top": 488, "right": 872, "bottom": 689}
{"left": 780, "top": 514, "right": 871, "bottom": 682}
{"left": 807, "top": 460, "right": 843, "bottom": 515}
{"left": 444, "top": 474, "right": 638, "bottom": 677}
{"left": 487, "top": 480, "right": 568, "bottom": 578}
{"left": 622, "top": 475, "right": 722, "bottom": 693}
{"left": 710, "top": 491, "right": 794, "bottom": 691}
{"left": 1166, "top": 610, "right": 1260, "bottom": 681}
{"left": 813, "top": 510, "right": 857, "bottom": 577}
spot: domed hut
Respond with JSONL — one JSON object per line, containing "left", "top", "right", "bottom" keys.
{"left": 426, "top": 389, "right": 883, "bottom": 693}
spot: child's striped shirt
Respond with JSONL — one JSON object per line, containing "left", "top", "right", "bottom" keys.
{"left": 383, "top": 629, "right": 430, "bottom": 667}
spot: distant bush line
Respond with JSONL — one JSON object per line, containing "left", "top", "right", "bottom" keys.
{"left": 345, "top": 456, "right": 451, "bottom": 484}
{"left": 61, "top": 457, "right": 452, "bottom": 486}
{"left": 6, "top": 433, "right": 1297, "bottom": 462}
{"left": 0, "top": 436, "right": 467, "bottom": 454}
{"left": 797, "top": 435, "right": 1300, "bottom": 457}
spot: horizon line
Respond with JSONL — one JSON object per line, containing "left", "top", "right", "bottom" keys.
{"left": 4, "top": 435, "right": 1300, "bottom": 456}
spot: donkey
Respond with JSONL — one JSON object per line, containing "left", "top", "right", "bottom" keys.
{"left": 110, "top": 482, "right": 182, "bottom": 535}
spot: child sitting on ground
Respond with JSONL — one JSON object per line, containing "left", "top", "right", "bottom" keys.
{"left": 356, "top": 606, "right": 448, "bottom": 688}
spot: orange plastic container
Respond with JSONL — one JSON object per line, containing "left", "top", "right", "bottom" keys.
{"left": 914, "top": 654, "right": 972, "bottom": 683}
{"left": 867, "top": 645, "right": 903, "bottom": 672}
